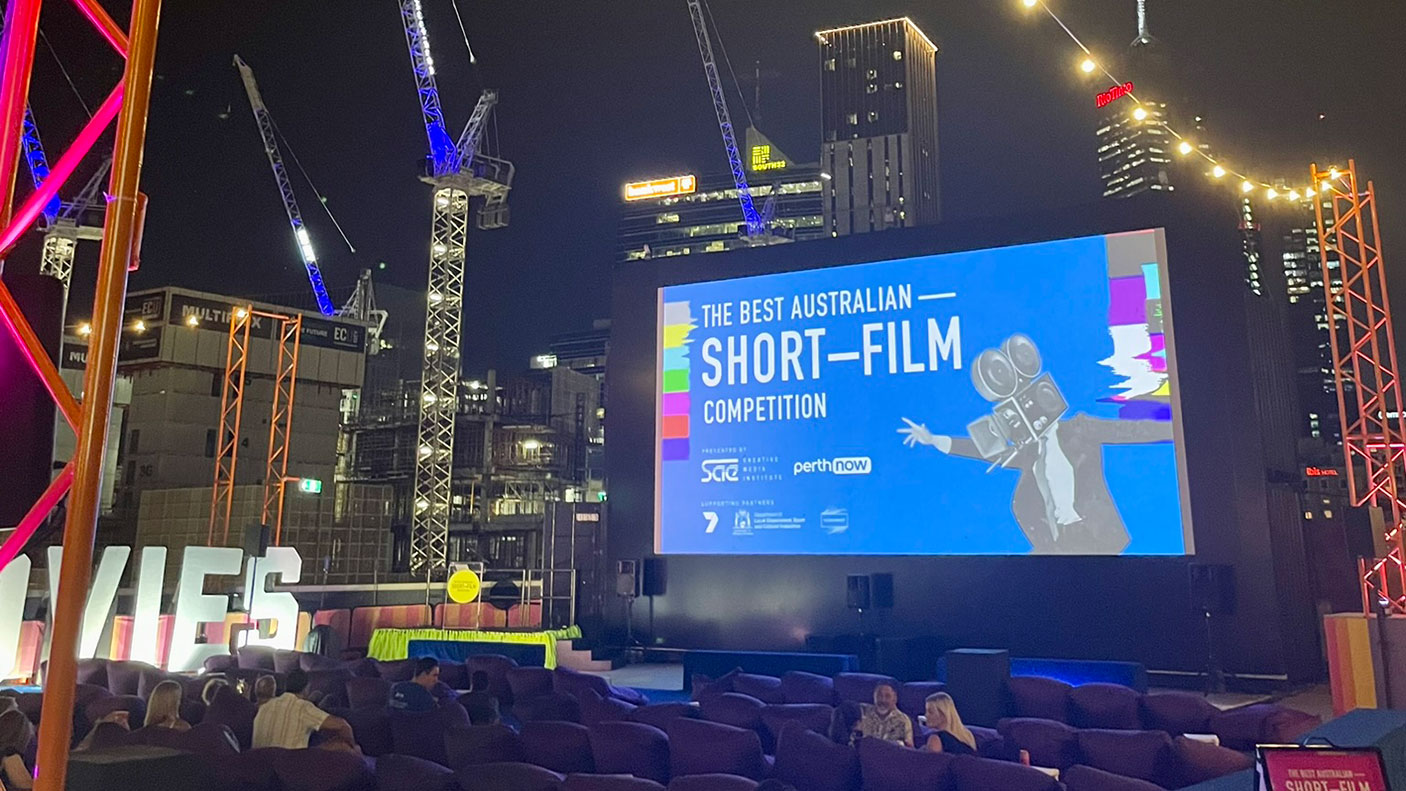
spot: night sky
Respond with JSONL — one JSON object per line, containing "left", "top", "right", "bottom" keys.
{"left": 17, "top": 0, "right": 1406, "bottom": 374}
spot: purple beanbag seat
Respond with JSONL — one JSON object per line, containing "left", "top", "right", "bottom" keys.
{"left": 1140, "top": 692, "right": 1220, "bottom": 735}
{"left": 269, "top": 747, "right": 376, "bottom": 791}
{"left": 780, "top": 671, "right": 836, "bottom": 705}
{"left": 667, "top": 718, "right": 769, "bottom": 781}
{"left": 391, "top": 708, "right": 453, "bottom": 765}
{"left": 274, "top": 650, "right": 303, "bottom": 674}
{"left": 76, "top": 657, "right": 110, "bottom": 687}
{"left": 522, "top": 720, "right": 596, "bottom": 774}
{"left": 834, "top": 673, "right": 900, "bottom": 705}
{"left": 1210, "top": 703, "right": 1321, "bottom": 751}
{"left": 731, "top": 673, "right": 784, "bottom": 704}
{"left": 509, "top": 666, "right": 557, "bottom": 702}
{"left": 665, "top": 775, "right": 758, "bottom": 791}
{"left": 346, "top": 677, "right": 392, "bottom": 709}
{"left": 105, "top": 660, "right": 151, "bottom": 696}
{"left": 997, "top": 717, "right": 1080, "bottom": 770}
{"left": 898, "top": 682, "right": 947, "bottom": 719}
{"left": 699, "top": 692, "right": 765, "bottom": 732}
{"left": 564, "top": 775, "right": 665, "bottom": 791}
{"left": 1076, "top": 728, "right": 1177, "bottom": 787}
{"left": 1069, "top": 683, "right": 1142, "bottom": 730}
{"left": 208, "top": 748, "right": 281, "bottom": 791}
{"left": 438, "top": 660, "right": 469, "bottom": 690}
{"left": 1173, "top": 734, "right": 1255, "bottom": 786}
{"left": 468, "top": 654, "right": 520, "bottom": 706}
{"left": 84, "top": 722, "right": 136, "bottom": 750}
{"left": 342, "top": 705, "right": 393, "bottom": 757}
{"left": 629, "top": 702, "right": 701, "bottom": 731}
{"left": 237, "top": 647, "right": 278, "bottom": 671}
{"left": 857, "top": 736, "right": 955, "bottom": 791}
{"left": 968, "top": 725, "right": 1015, "bottom": 761}
{"left": 951, "top": 754, "right": 1063, "bottom": 791}
{"left": 1063, "top": 764, "right": 1165, "bottom": 791}
{"left": 377, "top": 658, "right": 419, "bottom": 684}
{"left": 444, "top": 723, "right": 527, "bottom": 768}
{"left": 589, "top": 721, "right": 671, "bottom": 785}
{"left": 691, "top": 668, "right": 743, "bottom": 702}
{"left": 579, "top": 688, "right": 639, "bottom": 726}
{"left": 375, "top": 753, "right": 458, "bottom": 791}
{"left": 517, "top": 691, "right": 584, "bottom": 724}
{"left": 459, "top": 762, "right": 565, "bottom": 791}
{"left": 301, "top": 653, "right": 343, "bottom": 672}
{"left": 1007, "top": 676, "right": 1074, "bottom": 723}
{"left": 772, "top": 722, "right": 860, "bottom": 791}
{"left": 760, "top": 703, "right": 833, "bottom": 748}
{"left": 554, "top": 666, "right": 612, "bottom": 699}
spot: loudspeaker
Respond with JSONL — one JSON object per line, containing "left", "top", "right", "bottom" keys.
{"left": 870, "top": 573, "right": 894, "bottom": 608}
{"left": 0, "top": 273, "right": 61, "bottom": 527}
{"left": 642, "top": 557, "right": 667, "bottom": 596}
{"left": 615, "top": 559, "right": 639, "bottom": 597}
{"left": 243, "top": 523, "right": 270, "bottom": 557}
{"left": 1188, "top": 563, "right": 1236, "bottom": 615}
{"left": 846, "top": 574, "right": 871, "bottom": 610}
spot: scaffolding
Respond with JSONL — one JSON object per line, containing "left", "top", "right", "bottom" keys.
{"left": 208, "top": 306, "right": 303, "bottom": 546}
{"left": 1311, "top": 161, "right": 1406, "bottom": 613}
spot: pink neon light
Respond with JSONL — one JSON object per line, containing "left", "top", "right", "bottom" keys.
{"left": 0, "top": 84, "right": 121, "bottom": 257}
{"left": 0, "top": 462, "right": 72, "bottom": 570}
{"left": 67, "top": 0, "right": 128, "bottom": 56}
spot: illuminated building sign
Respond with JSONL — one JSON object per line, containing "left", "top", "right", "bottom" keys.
{"left": 750, "top": 144, "right": 787, "bottom": 172}
{"left": 1305, "top": 466, "right": 1339, "bottom": 477}
{"left": 1096, "top": 81, "right": 1135, "bottom": 109}
{"left": 624, "top": 175, "right": 697, "bottom": 201}
{"left": 298, "top": 478, "right": 323, "bottom": 493}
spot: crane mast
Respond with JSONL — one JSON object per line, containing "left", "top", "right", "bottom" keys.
{"left": 396, "top": 0, "right": 512, "bottom": 577}
{"left": 234, "top": 55, "right": 336, "bottom": 316}
{"left": 685, "top": 0, "right": 765, "bottom": 238}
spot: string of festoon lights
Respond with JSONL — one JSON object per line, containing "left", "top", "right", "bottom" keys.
{"left": 1020, "top": 0, "right": 1332, "bottom": 206}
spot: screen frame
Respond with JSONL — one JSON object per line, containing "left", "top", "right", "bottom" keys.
{"left": 1255, "top": 744, "right": 1390, "bottom": 791}
{"left": 651, "top": 228, "right": 1195, "bottom": 557}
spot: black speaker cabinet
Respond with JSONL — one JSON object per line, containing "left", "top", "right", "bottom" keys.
{"left": 243, "top": 523, "right": 270, "bottom": 558}
{"left": 944, "top": 648, "right": 1011, "bottom": 727}
{"left": 870, "top": 573, "right": 894, "bottom": 608}
{"left": 642, "top": 557, "right": 667, "bottom": 596}
{"left": 846, "top": 574, "right": 871, "bottom": 609}
{"left": 67, "top": 745, "right": 210, "bottom": 791}
{"left": 615, "top": 559, "right": 639, "bottom": 597}
{"left": 1188, "top": 563, "right": 1236, "bottom": 615}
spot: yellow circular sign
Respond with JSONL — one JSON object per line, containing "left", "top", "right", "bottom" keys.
{"left": 446, "top": 569, "right": 482, "bottom": 604}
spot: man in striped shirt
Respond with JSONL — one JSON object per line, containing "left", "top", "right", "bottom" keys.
{"left": 252, "top": 669, "right": 357, "bottom": 751}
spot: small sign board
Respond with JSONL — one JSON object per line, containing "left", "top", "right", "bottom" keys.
{"left": 1256, "top": 745, "right": 1389, "bottom": 791}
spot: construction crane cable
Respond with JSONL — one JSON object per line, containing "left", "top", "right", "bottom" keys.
{"left": 268, "top": 116, "right": 357, "bottom": 254}
{"left": 39, "top": 28, "right": 92, "bottom": 118}
{"left": 701, "top": 0, "right": 753, "bottom": 128}
{"left": 450, "top": 0, "right": 478, "bottom": 65}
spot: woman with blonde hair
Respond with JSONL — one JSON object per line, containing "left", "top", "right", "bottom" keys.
{"left": 144, "top": 680, "right": 191, "bottom": 731}
{"left": 922, "top": 692, "right": 976, "bottom": 755}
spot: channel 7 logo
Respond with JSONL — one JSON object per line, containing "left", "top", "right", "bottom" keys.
{"left": 700, "top": 458, "right": 740, "bottom": 483}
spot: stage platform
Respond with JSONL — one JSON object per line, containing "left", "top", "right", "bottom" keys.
{"left": 367, "top": 626, "right": 581, "bottom": 668}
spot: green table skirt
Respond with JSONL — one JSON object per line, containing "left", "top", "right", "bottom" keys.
{"left": 366, "top": 625, "right": 583, "bottom": 668}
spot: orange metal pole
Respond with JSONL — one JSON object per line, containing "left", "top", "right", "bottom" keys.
{"left": 33, "top": 0, "right": 160, "bottom": 788}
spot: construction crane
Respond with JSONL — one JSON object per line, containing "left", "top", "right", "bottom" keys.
{"left": 17, "top": 102, "right": 110, "bottom": 290}
{"left": 685, "top": 0, "right": 787, "bottom": 245}
{"left": 233, "top": 54, "right": 336, "bottom": 316}
{"left": 395, "top": 0, "right": 513, "bottom": 577}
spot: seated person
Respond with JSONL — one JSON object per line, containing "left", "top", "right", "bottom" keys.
{"left": 0, "top": 709, "right": 33, "bottom": 790}
{"left": 390, "top": 657, "right": 441, "bottom": 712}
{"left": 144, "top": 680, "right": 191, "bottom": 731}
{"left": 828, "top": 701, "right": 864, "bottom": 746}
{"left": 201, "top": 677, "right": 229, "bottom": 706}
{"left": 254, "top": 675, "right": 278, "bottom": 707}
{"left": 859, "top": 683, "right": 913, "bottom": 747}
{"left": 461, "top": 670, "right": 501, "bottom": 725}
{"left": 921, "top": 692, "right": 976, "bottom": 755}
{"left": 253, "top": 668, "right": 357, "bottom": 751}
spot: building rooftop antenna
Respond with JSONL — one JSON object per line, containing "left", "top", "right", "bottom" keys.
{"left": 1132, "top": 0, "right": 1154, "bottom": 47}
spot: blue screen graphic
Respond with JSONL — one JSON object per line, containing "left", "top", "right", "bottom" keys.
{"left": 655, "top": 230, "right": 1192, "bottom": 556}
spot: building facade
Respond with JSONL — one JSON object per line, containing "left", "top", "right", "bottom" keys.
{"left": 816, "top": 17, "right": 940, "bottom": 235}
{"left": 1281, "top": 197, "right": 1345, "bottom": 443}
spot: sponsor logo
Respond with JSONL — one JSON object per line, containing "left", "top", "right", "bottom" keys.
{"left": 734, "top": 510, "right": 752, "bottom": 533}
{"left": 793, "top": 456, "right": 873, "bottom": 476}
{"left": 701, "top": 458, "right": 740, "bottom": 483}
{"left": 704, "top": 512, "right": 719, "bottom": 533}
{"left": 821, "top": 508, "right": 850, "bottom": 535}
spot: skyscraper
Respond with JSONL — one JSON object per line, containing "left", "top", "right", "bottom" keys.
{"left": 816, "top": 17, "right": 940, "bottom": 235}
{"left": 1095, "top": 1, "right": 1180, "bottom": 199}
{"left": 1282, "top": 197, "right": 1346, "bottom": 442}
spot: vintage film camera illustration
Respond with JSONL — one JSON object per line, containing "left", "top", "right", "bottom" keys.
{"left": 965, "top": 334, "right": 1069, "bottom": 467}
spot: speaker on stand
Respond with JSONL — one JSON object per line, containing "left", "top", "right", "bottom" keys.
{"left": 1188, "top": 563, "right": 1234, "bottom": 694}
{"left": 642, "top": 557, "right": 666, "bottom": 646}
{"left": 616, "top": 560, "right": 641, "bottom": 657}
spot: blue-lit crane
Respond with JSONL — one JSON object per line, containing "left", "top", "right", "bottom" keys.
{"left": 17, "top": 105, "right": 110, "bottom": 289}
{"left": 685, "top": 0, "right": 787, "bottom": 244}
{"left": 233, "top": 54, "right": 336, "bottom": 316}
{"left": 395, "top": 0, "right": 513, "bottom": 574}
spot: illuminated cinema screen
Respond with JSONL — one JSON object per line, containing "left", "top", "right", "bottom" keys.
{"left": 654, "top": 229, "right": 1193, "bottom": 556}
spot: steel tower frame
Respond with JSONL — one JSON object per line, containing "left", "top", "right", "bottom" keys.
{"left": 396, "top": 0, "right": 512, "bottom": 577}
{"left": 1312, "top": 161, "right": 1406, "bottom": 613}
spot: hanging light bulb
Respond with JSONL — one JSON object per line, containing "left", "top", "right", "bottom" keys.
{"left": 1241, "top": 180, "right": 1255, "bottom": 193}
{"left": 1288, "top": 190, "right": 1301, "bottom": 201}
{"left": 1212, "top": 165, "right": 1226, "bottom": 179}
{"left": 1132, "top": 106, "right": 1148, "bottom": 121}
{"left": 1080, "top": 58, "right": 1096, "bottom": 74}
{"left": 1177, "top": 141, "right": 1193, "bottom": 156}
{"left": 1022, "top": 0, "right": 1038, "bottom": 7}
{"left": 1266, "top": 188, "right": 1279, "bottom": 201}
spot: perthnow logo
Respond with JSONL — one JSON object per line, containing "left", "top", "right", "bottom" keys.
{"left": 793, "top": 457, "right": 873, "bottom": 476}
{"left": 700, "top": 458, "right": 740, "bottom": 483}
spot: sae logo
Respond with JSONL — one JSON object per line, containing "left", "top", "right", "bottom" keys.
{"left": 701, "top": 458, "right": 740, "bottom": 483}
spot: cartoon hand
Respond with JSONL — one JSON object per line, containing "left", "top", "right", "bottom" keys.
{"left": 898, "top": 418, "right": 953, "bottom": 453}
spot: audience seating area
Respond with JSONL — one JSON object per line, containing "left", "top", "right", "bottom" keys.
{"left": 1, "top": 651, "right": 1324, "bottom": 791}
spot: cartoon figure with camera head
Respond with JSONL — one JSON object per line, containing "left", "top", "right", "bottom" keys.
{"left": 897, "top": 333, "right": 1172, "bottom": 555}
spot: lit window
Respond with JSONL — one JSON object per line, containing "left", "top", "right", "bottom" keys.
{"left": 894, "top": 81, "right": 903, "bottom": 89}
{"left": 892, "top": 50, "right": 903, "bottom": 61}
{"left": 1324, "top": 509, "right": 1334, "bottom": 518}
{"left": 847, "top": 113, "right": 858, "bottom": 125}
{"left": 1304, "top": 511, "right": 1313, "bottom": 519}
{"left": 867, "top": 111, "right": 878, "bottom": 122}
{"left": 866, "top": 84, "right": 877, "bottom": 94}
{"left": 825, "top": 58, "right": 836, "bottom": 71}
{"left": 866, "top": 68, "right": 877, "bottom": 79}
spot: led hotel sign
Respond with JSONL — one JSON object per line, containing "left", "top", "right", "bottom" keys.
{"left": 624, "top": 175, "right": 697, "bottom": 201}
{"left": 1096, "top": 81, "right": 1135, "bottom": 109}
